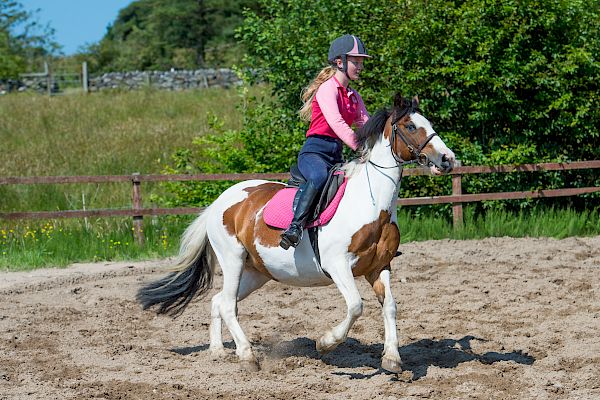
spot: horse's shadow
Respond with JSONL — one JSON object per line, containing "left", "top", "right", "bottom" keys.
{"left": 172, "top": 335, "right": 534, "bottom": 381}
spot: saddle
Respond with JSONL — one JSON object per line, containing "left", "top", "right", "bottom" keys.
{"left": 263, "top": 163, "right": 347, "bottom": 230}
{"left": 263, "top": 164, "right": 347, "bottom": 271}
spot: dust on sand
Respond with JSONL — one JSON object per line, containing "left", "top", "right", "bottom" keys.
{"left": 1, "top": 236, "right": 599, "bottom": 399}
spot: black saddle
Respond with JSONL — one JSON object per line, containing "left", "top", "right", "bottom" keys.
{"left": 286, "top": 163, "right": 346, "bottom": 222}
{"left": 284, "top": 163, "right": 346, "bottom": 274}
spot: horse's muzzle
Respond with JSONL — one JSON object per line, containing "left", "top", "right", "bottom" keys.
{"left": 440, "top": 154, "right": 453, "bottom": 173}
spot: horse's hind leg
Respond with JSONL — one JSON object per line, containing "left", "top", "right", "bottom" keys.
{"left": 209, "top": 267, "right": 270, "bottom": 361}
{"left": 209, "top": 242, "right": 264, "bottom": 370}
{"left": 367, "top": 267, "right": 402, "bottom": 373}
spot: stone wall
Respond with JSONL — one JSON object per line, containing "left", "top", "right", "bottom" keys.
{"left": 0, "top": 68, "right": 244, "bottom": 94}
{"left": 89, "top": 69, "right": 243, "bottom": 91}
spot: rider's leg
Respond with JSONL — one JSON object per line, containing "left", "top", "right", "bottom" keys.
{"left": 279, "top": 153, "right": 328, "bottom": 249}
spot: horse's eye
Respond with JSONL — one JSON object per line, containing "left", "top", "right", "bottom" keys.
{"left": 406, "top": 124, "right": 416, "bottom": 132}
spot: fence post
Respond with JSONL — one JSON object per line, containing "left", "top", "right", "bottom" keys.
{"left": 131, "top": 173, "right": 145, "bottom": 245}
{"left": 45, "top": 62, "right": 52, "bottom": 97}
{"left": 82, "top": 61, "right": 89, "bottom": 93}
{"left": 452, "top": 160, "right": 463, "bottom": 229}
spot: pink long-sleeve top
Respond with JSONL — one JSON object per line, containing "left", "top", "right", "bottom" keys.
{"left": 306, "top": 76, "right": 369, "bottom": 151}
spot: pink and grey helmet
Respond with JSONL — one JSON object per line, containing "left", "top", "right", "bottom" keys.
{"left": 328, "top": 34, "right": 371, "bottom": 76}
{"left": 328, "top": 34, "right": 371, "bottom": 63}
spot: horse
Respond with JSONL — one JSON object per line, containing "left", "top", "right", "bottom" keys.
{"left": 137, "top": 94, "right": 455, "bottom": 373}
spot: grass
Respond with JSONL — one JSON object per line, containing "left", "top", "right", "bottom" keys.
{"left": 0, "top": 87, "right": 256, "bottom": 212}
{"left": 1, "top": 88, "right": 598, "bottom": 270}
{"left": 0, "top": 216, "right": 194, "bottom": 271}
{"left": 398, "top": 206, "right": 600, "bottom": 242}
{"left": 1, "top": 206, "right": 598, "bottom": 271}
{"left": 0, "top": 88, "right": 244, "bottom": 177}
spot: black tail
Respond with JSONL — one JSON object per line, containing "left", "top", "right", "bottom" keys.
{"left": 136, "top": 251, "right": 213, "bottom": 317}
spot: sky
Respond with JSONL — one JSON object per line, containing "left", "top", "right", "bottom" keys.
{"left": 19, "top": 0, "right": 134, "bottom": 55}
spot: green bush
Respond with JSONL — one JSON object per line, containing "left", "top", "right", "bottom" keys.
{"left": 162, "top": 0, "right": 600, "bottom": 211}
{"left": 158, "top": 85, "right": 305, "bottom": 206}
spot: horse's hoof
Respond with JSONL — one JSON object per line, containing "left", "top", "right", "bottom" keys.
{"left": 381, "top": 356, "right": 402, "bottom": 373}
{"left": 240, "top": 359, "right": 260, "bottom": 372}
{"left": 209, "top": 347, "right": 227, "bottom": 360}
{"left": 316, "top": 337, "right": 337, "bottom": 355}
{"left": 315, "top": 340, "right": 328, "bottom": 354}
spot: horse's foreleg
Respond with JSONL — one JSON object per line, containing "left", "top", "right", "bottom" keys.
{"left": 368, "top": 267, "right": 402, "bottom": 373}
{"left": 316, "top": 264, "right": 363, "bottom": 354}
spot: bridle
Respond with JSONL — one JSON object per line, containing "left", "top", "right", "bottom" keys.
{"left": 368, "top": 112, "right": 438, "bottom": 170}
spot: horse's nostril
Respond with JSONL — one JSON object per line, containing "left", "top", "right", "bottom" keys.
{"left": 440, "top": 159, "right": 452, "bottom": 173}
{"left": 442, "top": 154, "right": 448, "bottom": 162}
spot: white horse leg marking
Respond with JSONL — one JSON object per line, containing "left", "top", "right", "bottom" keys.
{"left": 209, "top": 267, "right": 269, "bottom": 361}
{"left": 317, "top": 263, "right": 363, "bottom": 354}
{"left": 210, "top": 245, "right": 259, "bottom": 370}
{"left": 377, "top": 269, "right": 402, "bottom": 373}
{"left": 209, "top": 291, "right": 226, "bottom": 359}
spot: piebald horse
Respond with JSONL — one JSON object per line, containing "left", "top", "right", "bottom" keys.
{"left": 137, "top": 94, "right": 455, "bottom": 373}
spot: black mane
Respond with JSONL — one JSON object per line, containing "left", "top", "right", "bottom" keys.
{"left": 355, "top": 93, "right": 420, "bottom": 151}
{"left": 355, "top": 108, "right": 391, "bottom": 150}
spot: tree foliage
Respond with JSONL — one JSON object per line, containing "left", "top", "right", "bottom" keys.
{"left": 164, "top": 0, "right": 600, "bottom": 209}
{"left": 0, "top": 0, "right": 58, "bottom": 77}
{"left": 87, "top": 0, "right": 259, "bottom": 72}
{"left": 239, "top": 0, "right": 600, "bottom": 162}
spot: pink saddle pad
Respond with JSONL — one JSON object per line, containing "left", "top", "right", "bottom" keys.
{"left": 263, "top": 178, "right": 348, "bottom": 229}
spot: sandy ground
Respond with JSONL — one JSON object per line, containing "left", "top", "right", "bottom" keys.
{"left": 0, "top": 236, "right": 599, "bottom": 400}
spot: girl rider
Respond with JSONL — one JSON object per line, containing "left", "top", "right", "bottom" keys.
{"left": 280, "top": 34, "right": 371, "bottom": 249}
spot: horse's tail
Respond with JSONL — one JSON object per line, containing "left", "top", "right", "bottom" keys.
{"left": 136, "top": 205, "right": 214, "bottom": 317}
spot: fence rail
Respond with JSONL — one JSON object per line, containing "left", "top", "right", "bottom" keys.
{"left": 1, "top": 160, "right": 599, "bottom": 244}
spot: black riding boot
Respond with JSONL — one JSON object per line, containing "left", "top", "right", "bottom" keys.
{"left": 279, "top": 183, "right": 320, "bottom": 249}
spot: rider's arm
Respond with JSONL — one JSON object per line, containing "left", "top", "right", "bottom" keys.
{"left": 354, "top": 91, "right": 370, "bottom": 129}
{"left": 315, "top": 82, "right": 358, "bottom": 151}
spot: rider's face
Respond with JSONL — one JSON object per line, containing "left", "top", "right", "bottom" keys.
{"left": 348, "top": 57, "right": 365, "bottom": 80}
{"left": 338, "top": 56, "right": 365, "bottom": 80}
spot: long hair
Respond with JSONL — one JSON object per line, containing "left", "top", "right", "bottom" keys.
{"left": 299, "top": 66, "right": 336, "bottom": 122}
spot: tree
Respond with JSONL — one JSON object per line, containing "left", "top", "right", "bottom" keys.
{"left": 239, "top": 0, "right": 600, "bottom": 163}
{"left": 88, "top": 0, "right": 259, "bottom": 72}
{"left": 0, "top": 0, "right": 58, "bottom": 77}
{"left": 163, "top": 0, "right": 600, "bottom": 209}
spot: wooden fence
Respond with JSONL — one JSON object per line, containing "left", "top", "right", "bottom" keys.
{"left": 1, "top": 161, "right": 599, "bottom": 244}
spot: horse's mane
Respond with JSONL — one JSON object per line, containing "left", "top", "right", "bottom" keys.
{"left": 355, "top": 108, "right": 391, "bottom": 152}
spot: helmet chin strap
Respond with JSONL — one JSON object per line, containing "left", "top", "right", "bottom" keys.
{"left": 337, "top": 55, "right": 351, "bottom": 81}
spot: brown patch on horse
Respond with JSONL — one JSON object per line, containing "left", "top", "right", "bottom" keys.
{"left": 222, "top": 182, "right": 284, "bottom": 279}
{"left": 348, "top": 210, "right": 400, "bottom": 281}
{"left": 384, "top": 114, "right": 424, "bottom": 162}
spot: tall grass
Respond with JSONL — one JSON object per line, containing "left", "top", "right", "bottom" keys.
{"left": 0, "top": 87, "right": 256, "bottom": 212}
{"left": 1, "top": 206, "right": 598, "bottom": 271}
{"left": 0, "top": 216, "right": 194, "bottom": 271}
{"left": 1, "top": 89, "right": 598, "bottom": 271}
{"left": 1, "top": 88, "right": 243, "bottom": 176}
{"left": 398, "top": 206, "right": 600, "bottom": 242}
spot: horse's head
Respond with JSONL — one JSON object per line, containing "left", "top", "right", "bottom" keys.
{"left": 387, "top": 94, "right": 455, "bottom": 174}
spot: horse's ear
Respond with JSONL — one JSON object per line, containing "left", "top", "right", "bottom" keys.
{"left": 393, "top": 93, "right": 404, "bottom": 108}
{"left": 412, "top": 95, "right": 420, "bottom": 109}
{"left": 394, "top": 93, "right": 411, "bottom": 109}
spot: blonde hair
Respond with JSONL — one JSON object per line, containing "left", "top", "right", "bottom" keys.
{"left": 299, "top": 66, "right": 336, "bottom": 122}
